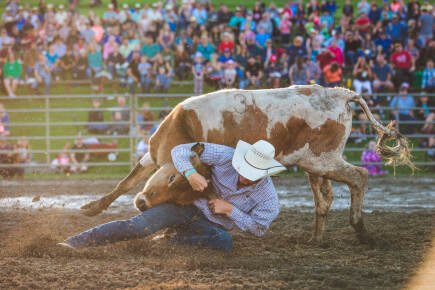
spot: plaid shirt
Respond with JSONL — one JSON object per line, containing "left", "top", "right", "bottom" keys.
{"left": 422, "top": 67, "right": 435, "bottom": 89}
{"left": 171, "top": 143, "right": 279, "bottom": 237}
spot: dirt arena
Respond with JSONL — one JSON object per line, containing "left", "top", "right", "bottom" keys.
{"left": 0, "top": 178, "right": 434, "bottom": 289}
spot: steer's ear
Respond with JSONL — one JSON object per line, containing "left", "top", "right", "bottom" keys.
{"left": 191, "top": 142, "right": 205, "bottom": 156}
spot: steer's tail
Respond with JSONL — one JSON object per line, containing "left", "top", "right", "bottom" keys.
{"left": 349, "top": 94, "right": 415, "bottom": 173}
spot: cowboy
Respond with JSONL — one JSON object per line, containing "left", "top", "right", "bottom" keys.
{"left": 59, "top": 140, "right": 286, "bottom": 251}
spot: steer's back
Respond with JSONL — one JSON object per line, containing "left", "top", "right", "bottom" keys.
{"left": 150, "top": 85, "right": 353, "bottom": 166}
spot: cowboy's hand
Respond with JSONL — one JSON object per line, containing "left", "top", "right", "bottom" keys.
{"left": 186, "top": 171, "right": 209, "bottom": 192}
{"left": 208, "top": 199, "right": 233, "bottom": 215}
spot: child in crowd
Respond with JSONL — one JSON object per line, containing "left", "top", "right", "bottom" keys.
{"left": 138, "top": 55, "right": 152, "bottom": 93}
{"left": 192, "top": 52, "right": 205, "bottom": 94}
{"left": 15, "top": 138, "right": 31, "bottom": 179}
{"left": 361, "top": 141, "right": 388, "bottom": 176}
{"left": 223, "top": 59, "right": 237, "bottom": 88}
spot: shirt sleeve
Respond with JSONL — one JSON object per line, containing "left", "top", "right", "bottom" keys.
{"left": 171, "top": 142, "right": 234, "bottom": 174}
{"left": 228, "top": 191, "right": 279, "bottom": 237}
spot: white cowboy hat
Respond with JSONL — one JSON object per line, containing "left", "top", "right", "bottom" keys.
{"left": 232, "top": 140, "right": 286, "bottom": 181}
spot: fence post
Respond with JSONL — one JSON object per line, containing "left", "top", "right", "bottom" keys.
{"left": 129, "top": 94, "right": 135, "bottom": 169}
{"left": 45, "top": 96, "right": 50, "bottom": 167}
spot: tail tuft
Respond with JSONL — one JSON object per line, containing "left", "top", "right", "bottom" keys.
{"left": 375, "top": 121, "right": 416, "bottom": 174}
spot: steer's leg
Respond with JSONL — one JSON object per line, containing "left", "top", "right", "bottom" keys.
{"left": 324, "top": 159, "right": 371, "bottom": 243}
{"left": 80, "top": 152, "right": 156, "bottom": 216}
{"left": 307, "top": 173, "right": 334, "bottom": 243}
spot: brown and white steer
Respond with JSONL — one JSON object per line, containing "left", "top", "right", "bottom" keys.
{"left": 81, "top": 85, "right": 412, "bottom": 243}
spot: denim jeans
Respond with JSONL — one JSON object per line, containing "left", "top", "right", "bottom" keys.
{"left": 66, "top": 203, "right": 233, "bottom": 251}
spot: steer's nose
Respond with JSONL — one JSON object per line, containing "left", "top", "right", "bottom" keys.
{"left": 134, "top": 193, "right": 149, "bottom": 212}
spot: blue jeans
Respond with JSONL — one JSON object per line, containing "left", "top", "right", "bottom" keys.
{"left": 66, "top": 203, "right": 233, "bottom": 251}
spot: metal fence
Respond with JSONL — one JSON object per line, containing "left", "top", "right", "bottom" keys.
{"left": 0, "top": 93, "right": 434, "bottom": 170}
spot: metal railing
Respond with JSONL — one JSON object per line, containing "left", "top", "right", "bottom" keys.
{"left": 0, "top": 93, "right": 434, "bottom": 170}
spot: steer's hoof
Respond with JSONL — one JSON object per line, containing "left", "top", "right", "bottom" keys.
{"left": 80, "top": 200, "right": 105, "bottom": 216}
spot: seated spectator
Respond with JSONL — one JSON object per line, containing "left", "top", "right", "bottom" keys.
{"left": 355, "top": 11, "right": 370, "bottom": 35}
{"left": 417, "top": 7, "right": 433, "bottom": 47}
{"left": 192, "top": 52, "right": 206, "bottom": 94}
{"left": 390, "top": 43, "right": 413, "bottom": 87}
{"left": 58, "top": 48, "right": 75, "bottom": 92}
{"left": 110, "top": 96, "right": 130, "bottom": 135}
{"left": 265, "top": 55, "right": 281, "bottom": 88}
{"left": 422, "top": 59, "right": 435, "bottom": 93}
{"left": 74, "top": 50, "right": 88, "bottom": 80}
{"left": 196, "top": 34, "right": 215, "bottom": 62}
{"left": 352, "top": 56, "right": 372, "bottom": 94}
{"left": 107, "top": 45, "right": 124, "bottom": 79}
{"left": 416, "top": 95, "right": 435, "bottom": 134}
{"left": 255, "top": 26, "right": 271, "bottom": 50}
{"left": 22, "top": 42, "right": 39, "bottom": 94}
{"left": 127, "top": 51, "right": 141, "bottom": 95}
{"left": 157, "top": 23, "right": 175, "bottom": 50}
{"left": 0, "top": 104, "right": 10, "bottom": 137}
{"left": 385, "top": 14, "right": 407, "bottom": 43}
{"left": 137, "top": 102, "right": 155, "bottom": 136}
{"left": 287, "top": 36, "right": 307, "bottom": 67}
{"left": 305, "top": 57, "right": 322, "bottom": 84}
{"left": 15, "top": 138, "right": 31, "bottom": 179}
{"left": 344, "top": 32, "right": 363, "bottom": 66}
{"left": 261, "top": 39, "right": 276, "bottom": 66}
{"left": 153, "top": 53, "right": 172, "bottom": 93}
{"left": 174, "top": 43, "right": 191, "bottom": 81}
{"left": 206, "top": 53, "right": 223, "bottom": 88}
{"left": 35, "top": 53, "right": 53, "bottom": 96}
{"left": 374, "top": 31, "right": 392, "bottom": 57}
{"left": 0, "top": 137, "right": 16, "bottom": 179}
{"left": 327, "top": 39, "right": 344, "bottom": 67}
{"left": 70, "top": 136, "right": 90, "bottom": 173}
{"left": 372, "top": 54, "right": 394, "bottom": 93}
{"left": 246, "top": 36, "right": 260, "bottom": 58}
{"left": 136, "top": 137, "right": 149, "bottom": 160}
{"left": 245, "top": 56, "right": 263, "bottom": 89}
{"left": 218, "top": 48, "right": 234, "bottom": 64}
{"left": 389, "top": 82, "right": 415, "bottom": 134}
{"left": 218, "top": 32, "right": 234, "bottom": 54}
{"left": 87, "top": 98, "right": 108, "bottom": 134}
{"left": 138, "top": 55, "right": 153, "bottom": 93}
{"left": 322, "top": 62, "right": 342, "bottom": 87}
{"left": 361, "top": 141, "right": 388, "bottom": 176}
{"left": 289, "top": 56, "right": 309, "bottom": 85}
{"left": 87, "top": 43, "right": 103, "bottom": 89}
{"left": 358, "top": 89, "right": 381, "bottom": 134}
{"left": 222, "top": 59, "right": 237, "bottom": 88}
{"left": 3, "top": 53, "right": 22, "bottom": 97}
{"left": 279, "top": 13, "right": 292, "bottom": 44}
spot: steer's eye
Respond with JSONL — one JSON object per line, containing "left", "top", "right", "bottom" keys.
{"left": 169, "top": 174, "right": 176, "bottom": 183}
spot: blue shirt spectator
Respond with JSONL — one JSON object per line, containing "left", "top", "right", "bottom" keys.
{"left": 390, "top": 93, "right": 415, "bottom": 115}
{"left": 385, "top": 16, "right": 407, "bottom": 43}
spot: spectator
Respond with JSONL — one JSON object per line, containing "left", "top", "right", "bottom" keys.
{"left": 322, "top": 62, "right": 342, "bottom": 87}
{"left": 153, "top": 53, "right": 172, "bottom": 93}
{"left": 157, "top": 23, "right": 175, "bottom": 50}
{"left": 385, "top": 14, "right": 407, "bottom": 43}
{"left": 389, "top": 82, "right": 415, "bottom": 134}
{"left": 418, "top": 8, "right": 433, "bottom": 47}
{"left": 136, "top": 102, "right": 155, "bottom": 136}
{"left": 289, "top": 56, "right": 309, "bottom": 85}
{"left": 87, "top": 98, "right": 108, "bottom": 134}
{"left": 303, "top": 57, "right": 320, "bottom": 84}
{"left": 15, "top": 138, "right": 31, "bottom": 179}
{"left": 261, "top": 39, "right": 276, "bottom": 66}
{"left": 75, "top": 50, "right": 89, "bottom": 80}
{"left": 0, "top": 137, "right": 16, "bottom": 179}
{"left": 372, "top": 54, "right": 394, "bottom": 93}
{"left": 136, "top": 136, "right": 149, "bottom": 160}
{"left": 206, "top": 53, "right": 223, "bottom": 88}
{"left": 390, "top": 43, "right": 413, "bottom": 87}
{"left": 287, "top": 36, "right": 307, "bottom": 67}
{"left": 218, "top": 32, "right": 234, "bottom": 54}
{"left": 222, "top": 59, "right": 237, "bottom": 88}
{"left": 192, "top": 52, "right": 206, "bottom": 94}
{"left": 3, "top": 53, "right": 22, "bottom": 97}
{"left": 374, "top": 31, "right": 393, "bottom": 58}
{"left": 34, "top": 53, "right": 52, "bottom": 95}
{"left": 422, "top": 59, "right": 435, "bottom": 93}
{"left": 355, "top": 11, "right": 371, "bottom": 35}
{"left": 58, "top": 48, "right": 75, "bottom": 92}
{"left": 70, "top": 136, "right": 90, "bottom": 174}
{"left": 107, "top": 45, "right": 124, "bottom": 80}
{"left": 196, "top": 35, "right": 215, "bottom": 62}
{"left": 344, "top": 32, "right": 363, "bottom": 66}
{"left": 255, "top": 26, "right": 271, "bottom": 50}
{"left": 265, "top": 54, "right": 281, "bottom": 88}
{"left": 279, "top": 13, "right": 292, "bottom": 45}
{"left": 416, "top": 95, "right": 435, "bottom": 134}
{"left": 0, "top": 104, "right": 10, "bottom": 137}
{"left": 127, "top": 51, "right": 141, "bottom": 95}
{"left": 87, "top": 43, "right": 103, "bottom": 88}
{"left": 327, "top": 39, "right": 344, "bottom": 67}
{"left": 110, "top": 96, "right": 130, "bottom": 135}
{"left": 245, "top": 56, "right": 263, "bottom": 89}
{"left": 174, "top": 43, "right": 191, "bottom": 81}
{"left": 352, "top": 56, "right": 372, "bottom": 94}
{"left": 138, "top": 55, "right": 153, "bottom": 93}
{"left": 361, "top": 141, "right": 387, "bottom": 176}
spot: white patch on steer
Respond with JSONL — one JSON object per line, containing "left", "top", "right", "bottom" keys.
{"left": 181, "top": 85, "right": 352, "bottom": 141}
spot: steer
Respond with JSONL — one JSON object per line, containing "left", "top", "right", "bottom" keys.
{"left": 81, "top": 85, "right": 413, "bottom": 243}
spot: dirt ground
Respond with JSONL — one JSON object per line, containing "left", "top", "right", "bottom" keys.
{"left": 0, "top": 179, "right": 434, "bottom": 289}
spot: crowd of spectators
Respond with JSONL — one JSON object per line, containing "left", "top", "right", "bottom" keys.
{"left": 0, "top": 0, "right": 435, "bottom": 177}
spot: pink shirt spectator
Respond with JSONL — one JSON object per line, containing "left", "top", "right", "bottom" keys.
{"left": 92, "top": 25, "right": 104, "bottom": 42}
{"left": 279, "top": 17, "right": 292, "bottom": 34}
{"left": 328, "top": 45, "right": 344, "bottom": 66}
